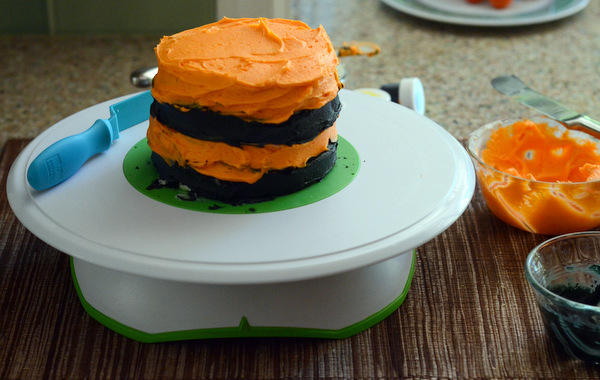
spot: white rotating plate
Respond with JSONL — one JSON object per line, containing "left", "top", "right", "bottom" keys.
{"left": 381, "top": 0, "right": 589, "bottom": 27}
{"left": 7, "top": 89, "right": 474, "bottom": 284}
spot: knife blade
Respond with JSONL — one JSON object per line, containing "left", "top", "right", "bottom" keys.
{"left": 27, "top": 90, "right": 153, "bottom": 190}
{"left": 491, "top": 75, "right": 600, "bottom": 140}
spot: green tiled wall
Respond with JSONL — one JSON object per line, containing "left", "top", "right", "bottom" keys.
{"left": 1, "top": 0, "right": 216, "bottom": 34}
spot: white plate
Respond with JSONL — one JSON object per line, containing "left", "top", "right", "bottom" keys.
{"left": 416, "top": 0, "right": 553, "bottom": 17}
{"left": 7, "top": 90, "right": 475, "bottom": 284}
{"left": 381, "top": 0, "right": 589, "bottom": 26}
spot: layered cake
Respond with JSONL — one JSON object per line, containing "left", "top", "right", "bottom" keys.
{"left": 147, "top": 17, "right": 343, "bottom": 204}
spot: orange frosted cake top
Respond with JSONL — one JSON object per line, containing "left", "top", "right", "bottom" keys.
{"left": 152, "top": 17, "right": 342, "bottom": 123}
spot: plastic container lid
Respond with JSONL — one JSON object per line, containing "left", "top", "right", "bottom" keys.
{"left": 378, "top": 77, "right": 425, "bottom": 115}
{"left": 399, "top": 77, "right": 425, "bottom": 115}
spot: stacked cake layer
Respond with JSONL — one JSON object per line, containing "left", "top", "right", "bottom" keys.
{"left": 147, "top": 18, "right": 343, "bottom": 204}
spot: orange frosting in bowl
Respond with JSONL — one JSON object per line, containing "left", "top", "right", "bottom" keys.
{"left": 481, "top": 120, "right": 600, "bottom": 183}
{"left": 152, "top": 17, "right": 342, "bottom": 123}
{"left": 470, "top": 118, "right": 600, "bottom": 235}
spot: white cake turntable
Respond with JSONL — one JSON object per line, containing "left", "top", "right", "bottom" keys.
{"left": 7, "top": 89, "right": 474, "bottom": 342}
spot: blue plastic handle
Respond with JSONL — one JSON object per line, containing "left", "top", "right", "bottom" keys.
{"left": 27, "top": 119, "right": 114, "bottom": 190}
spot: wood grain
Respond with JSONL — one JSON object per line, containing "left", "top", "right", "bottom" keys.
{"left": 1, "top": 138, "right": 599, "bottom": 379}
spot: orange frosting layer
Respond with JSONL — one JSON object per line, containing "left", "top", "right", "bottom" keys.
{"left": 482, "top": 120, "right": 600, "bottom": 182}
{"left": 152, "top": 17, "right": 342, "bottom": 124}
{"left": 147, "top": 117, "right": 338, "bottom": 184}
{"left": 476, "top": 120, "right": 600, "bottom": 234}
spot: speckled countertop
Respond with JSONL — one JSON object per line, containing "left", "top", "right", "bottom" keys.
{"left": 2, "top": 0, "right": 600, "bottom": 152}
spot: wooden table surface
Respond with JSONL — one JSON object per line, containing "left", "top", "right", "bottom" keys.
{"left": 2, "top": 138, "right": 600, "bottom": 379}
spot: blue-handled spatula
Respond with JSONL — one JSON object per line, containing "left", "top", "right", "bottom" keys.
{"left": 27, "top": 90, "right": 153, "bottom": 190}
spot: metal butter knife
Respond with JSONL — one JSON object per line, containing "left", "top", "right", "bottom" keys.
{"left": 491, "top": 75, "right": 600, "bottom": 140}
{"left": 27, "top": 90, "right": 153, "bottom": 190}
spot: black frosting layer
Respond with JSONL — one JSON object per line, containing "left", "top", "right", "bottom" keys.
{"left": 150, "top": 95, "right": 341, "bottom": 146}
{"left": 150, "top": 142, "right": 338, "bottom": 205}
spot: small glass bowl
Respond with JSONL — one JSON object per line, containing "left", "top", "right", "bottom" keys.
{"left": 525, "top": 231, "right": 600, "bottom": 363}
{"left": 468, "top": 116, "right": 600, "bottom": 235}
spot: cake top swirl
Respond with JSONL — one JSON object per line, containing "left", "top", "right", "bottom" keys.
{"left": 152, "top": 17, "right": 342, "bottom": 124}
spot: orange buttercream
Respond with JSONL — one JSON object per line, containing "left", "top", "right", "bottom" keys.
{"left": 152, "top": 17, "right": 342, "bottom": 124}
{"left": 476, "top": 119, "right": 600, "bottom": 234}
{"left": 147, "top": 118, "right": 338, "bottom": 184}
{"left": 482, "top": 120, "right": 600, "bottom": 182}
